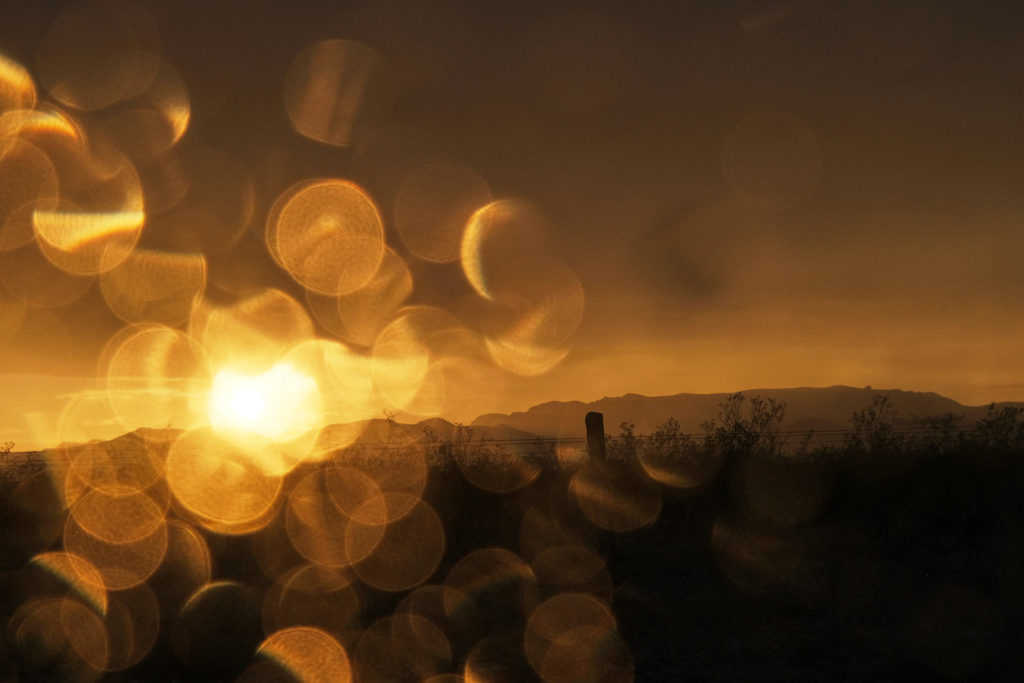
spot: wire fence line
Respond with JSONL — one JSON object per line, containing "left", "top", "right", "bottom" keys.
{"left": 0, "top": 425, "right": 993, "bottom": 467}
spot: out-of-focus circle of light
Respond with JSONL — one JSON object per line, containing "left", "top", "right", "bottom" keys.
{"left": 283, "top": 39, "right": 378, "bottom": 148}
{"left": 267, "top": 179, "right": 385, "bottom": 296}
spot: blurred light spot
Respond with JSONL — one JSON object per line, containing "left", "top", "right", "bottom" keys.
{"left": 35, "top": 0, "right": 161, "bottom": 111}
{"left": 456, "top": 440, "right": 543, "bottom": 493}
{"left": 445, "top": 547, "right": 539, "bottom": 629}
{"left": 7, "top": 468, "right": 67, "bottom": 554}
{"left": 0, "top": 138, "right": 58, "bottom": 252}
{"left": 462, "top": 201, "right": 583, "bottom": 376}
{"left": 0, "top": 107, "right": 84, "bottom": 154}
{"left": 711, "top": 517, "right": 804, "bottom": 592}
{"left": 144, "top": 149, "right": 254, "bottom": 254}
{"left": 147, "top": 520, "right": 211, "bottom": 618}
{"left": 371, "top": 308, "right": 446, "bottom": 414}
{"left": 61, "top": 436, "right": 172, "bottom": 517}
{"left": 153, "top": 63, "right": 190, "bottom": 145}
{"left": 519, "top": 495, "right": 600, "bottom": 562}
{"left": 307, "top": 246, "right": 412, "bottom": 348}
{"left": 99, "top": 248, "right": 206, "bottom": 326}
{"left": 371, "top": 305, "right": 496, "bottom": 418}
{"left": 464, "top": 633, "right": 536, "bottom": 682}
{"left": 484, "top": 332, "right": 571, "bottom": 377}
{"left": 341, "top": 431, "right": 429, "bottom": 521}
{"left": 542, "top": 625, "right": 634, "bottom": 683}
{"left": 190, "top": 288, "right": 314, "bottom": 374}
{"left": 32, "top": 551, "right": 108, "bottom": 615}
{"left": 323, "top": 465, "right": 390, "bottom": 525}
{"left": 99, "top": 60, "right": 190, "bottom": 161}
{"left": 11, "top": 598, "right": 109, "bottom": 679}
{"left": 261, "top": 564, "right": 361, "bottom": 640}
{"left": 388, "top": 612, "right": 453, "bottom": 678}
{"left": 259, "top": 626, "right": 352, "bottom": 683}
{"left": 133, "top": 152, "right": 189, "bottom": 213}
{"left": 268, "top": 178, "right": 385, "bottom": 296}
{"left": 638, "top": 442, "right": 721, "bottom": 491}
{"left": 70, "top": 488, "right": 164, "bottom": 545}
{"left": 461, "top": 200, "right": 550, "bottom": 302}
{"left": 395, "top": 161, "right": 491, "bottom": 263}
{"left": 56, "top": 390, "right": 129, "bottom": 453}
{"left": 0, "top": 238, "right": 93, "bottom": 307}
{"left": 165, "top": 428, "right": 283, "bottom": 532}
{"left": 570, "top": 459, "right": 662, "bottom": 533}
{"left": 285, "top": 339, "right": 376, "bottom": 448}
{"left": 173, "top": 581, "right": 263, "bottom": 677}
{"left": 252, "top": 512, "right": 309, "bottom": 582}
{"left": 354, "top": 613, "right": 451, "bottom": 681}
{"left": 32, "top": 137, "right": 146, "bottom": 274}
{"left": 100, "top": 324, "right": 209, "bottom": 435}
{"left": 102, "top": 583, "right": 160, "bottom": 671}
{"left": 531, "top": 545, "right": 612, "bottom": 601}
{"left": 63, "top": 513, "right": 168, "bottom": 590}
{"left": 396, "top": 584, "right": 481, "bottom": 656}
{"left": 432, "top": 326, "right": 505, "bottom": 421}
{"left": 34, "top": 209, "right": 142, "bottom": 252}
{"left": 0, "top": 53, "right": 36, "bottom": 112}
{"left": 285, "top": 468, "right": 386, "bottom": 568}
{"left": 68, "top": 436, "right": 162, "bottom": 497}
{"left": 284, "top": 39, "right": 378, "bottom": 148}
{"left": 524, "top": 593, "right": 631, "bottom": 682}
{"left": 350, "top": 494, "right": 445, "bottom": 592}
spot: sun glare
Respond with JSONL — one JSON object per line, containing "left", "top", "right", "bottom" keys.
{"left": 208, "top": 364, "right": 321, "bottom": 441}
{"left": 229, "top": 385, "right": 266, "bottom": 421}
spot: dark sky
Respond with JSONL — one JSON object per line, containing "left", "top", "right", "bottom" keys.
{"left": 2, "top": 0, "right": 1023, "bottom": 447}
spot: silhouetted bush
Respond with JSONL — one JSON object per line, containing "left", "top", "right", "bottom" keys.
{"left": 599, "top": 393, "right": 1024, "bottom": 467}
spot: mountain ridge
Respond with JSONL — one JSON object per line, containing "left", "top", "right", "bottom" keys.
{"left": 472, "top": 385, "right": 1024, "bottom": 439}
{"left": 6, "top": 386, "right": 1022, "bottom": 457}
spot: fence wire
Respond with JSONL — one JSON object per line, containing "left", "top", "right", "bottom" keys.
{"left": 0, "top": 424, "right": 998, "bottom": 467}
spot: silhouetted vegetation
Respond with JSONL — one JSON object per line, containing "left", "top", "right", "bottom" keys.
{"left": 603, "top": 392, "right": 1024, "bottom": 465}
{"left": 2, "top": 394, "right": 1023, "bottom": 679}
{"left": 600, "top": 394, "right": 1024, "bottom": 678}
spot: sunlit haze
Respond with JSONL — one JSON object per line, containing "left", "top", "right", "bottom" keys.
{"left": 1, "top": 1, "right": 1022, "bottom": 451}
{"left": 207, "top": 364, "right": 321, "bottom": 441}
{"left": 1, "top": 4, "right": 1022, "bottom": 680}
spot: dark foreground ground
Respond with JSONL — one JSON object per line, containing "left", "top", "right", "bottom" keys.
{"left": 1, "top": 437, "right": 1022, "bottom": 681}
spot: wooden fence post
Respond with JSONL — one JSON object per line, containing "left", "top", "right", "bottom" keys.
{"left": 585, "top": 412, "right": 606, "bottom": 460}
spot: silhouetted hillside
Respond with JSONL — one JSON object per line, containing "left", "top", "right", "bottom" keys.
{"left": 4, "top": 419, "right": 543, "bottom": 461}
{"left": 3, "top": 390, "right": 1024, "bottom": 679}
{"left": 473, "top": 386, "right": 1022, "bottom": 438}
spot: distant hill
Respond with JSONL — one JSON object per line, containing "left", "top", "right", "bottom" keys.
{"left": 472, "top": 386, "right": 1023, "bottom": 439}
{"left": 6, "top": 386, "right": 1021, "bottom": 460}
{"left": 3, "top": 419, "right": 543, "bottom": 461}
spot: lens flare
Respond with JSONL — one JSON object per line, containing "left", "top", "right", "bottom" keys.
{"left": 208, "top": 364, "right": 321, "bottom": 441}
{"left": 0, "top": 52, "right": 36, "bottom": 112}
{"left": 284, "top": 39, "right": 378, "bottom": 148}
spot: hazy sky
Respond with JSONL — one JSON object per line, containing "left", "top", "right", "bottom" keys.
{"left": 2, "top": 0, "right": 1023, "bottom": 448}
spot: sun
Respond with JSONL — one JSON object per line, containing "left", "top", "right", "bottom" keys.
{"left": 207, "top": 363, "right": 321, "bottom": 441}
{"left": 228, "top": 384, "right": 266, "bottom": 421}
